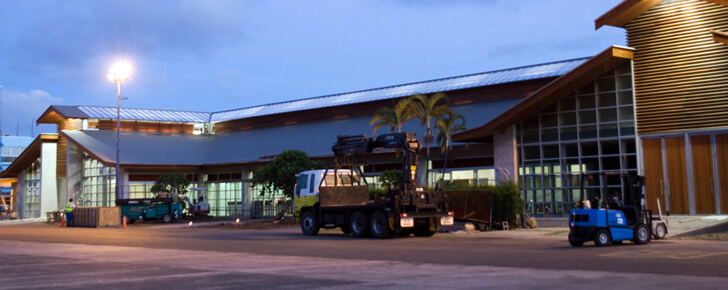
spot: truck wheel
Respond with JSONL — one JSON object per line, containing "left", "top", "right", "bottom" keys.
{"left": 593, "top": 229, "right": 611, "bottom": 247}
{"left": 162, "top": 214, "right": 173, "bottom": 223}
{"left": 370, "top": 211, "right": 392, "bottom": 239}
{"left": 300, "top": 210, "right": 320, "bottom": 236}
{"left": 653, "top": 223, "right": 667, "bottom": 240}
{"left": 350, "top": 211, "right": 371, "bottom": 238}
{"left": 634, "top": 224, "right": 651, "bottom": 244}
{"left": 414, "top": 219, "right": 439, "bottom": 237}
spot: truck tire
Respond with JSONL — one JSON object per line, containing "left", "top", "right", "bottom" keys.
{"left": 370, "top": 211, "right": 393, "bottom": 239}
{"left": 162, "top": 214, "right": 173, "bottom": 223}
{"left": 300, "top": 210, "right": 320, "bottom": 236}
{"left": 350, "top": 211, "right": 371, "bottom": 238}
{"left": 593, "top": 229, "right": 610, "bottom": 247}
{"left": 634, "top": 223, "right": 651, "bottom": 245}
{"left": 413, "top": 219, "right": 439, "bottom": 237}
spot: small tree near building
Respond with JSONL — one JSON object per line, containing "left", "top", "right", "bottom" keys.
{"left": 252, "top": 150, "right": 325, "bottom": 219}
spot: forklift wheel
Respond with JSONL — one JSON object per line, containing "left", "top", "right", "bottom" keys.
{"left": 634, "top": 224, "right": 651, "bottom": 244}
{"left": 594, "top": 229, "right": 611, "bottom": 247}
{"left": 568, "top": 238, "right": 583, "bottom": 247}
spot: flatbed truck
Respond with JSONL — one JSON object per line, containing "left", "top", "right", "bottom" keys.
{"left": 294, "top": 132, "right": 453, "bottom": 238}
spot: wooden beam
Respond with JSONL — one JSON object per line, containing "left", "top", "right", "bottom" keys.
{"left": 595, "top": 0, "right": 662, "bottom": 30}
{"left": 711, "top": 29, "right": 728, "bottom": 45}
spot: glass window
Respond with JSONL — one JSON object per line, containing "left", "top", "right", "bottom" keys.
{"left": 618, "top": 91, "right": 633, "bottom": 105}
{"left": 599, "top": 123, "right": 619, "bottom": 138}
{"left": 619, "top": 107, "right": 634, "bottom": 121}
{"left": 541, "top": 114, "right": 558, "bottom": 128}
{"left": 617, "top": 75, "right": 632, "bottom": 90}
{"left": 524, "top": 146, "right": 540, "bottom": 160}
{"left": 542, "top": 145, "right": 559, "bottom": 159}
{"left": 601, "top": 140, "right": 620, "bottom": 155}
{"left": 559, "top": 112, "right": 577, "bottom": 126}
{"left": 577, "top": 83, "right": 594, "bottom": 95}
{"left": 598, "top": 108, "right": 618, "bottom": 123}
{"left": 597, "top": 77, "right": 616, "bottom": 92}
{"left": 560, "top": 126, "right": 577, "bottom": 141}
{"left": 579, "top": 125, "right": 598, "bottom": 139}
{"left": 577, "top": 95, "right": 595, "bottom": 109}
{"left": 579, "top": 110, "right": 596, "bottom": 124}
{"left": 581, "top": 142, "right": 599, "bottom": 156}
{"left": 562, "top": 143, "right": 579, "bottom": 157}
{"left": 542, "top": 129, "right": 558, "bottom": 142}
{"left": 558, "top": 96, "right": 576, "bottom": 111}
{"left": 517, "top": 66, "right": 635, "bottom": 217}
{"left": 598, "top": 93, "right": 617, "bottom": 107}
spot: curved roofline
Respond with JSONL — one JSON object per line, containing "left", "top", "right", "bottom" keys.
{"left": 213, "top": 56, "right": 592, "bottom": 115}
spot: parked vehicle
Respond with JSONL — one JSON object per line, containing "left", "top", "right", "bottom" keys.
{"left": 118, "top": 197, "right": 182, "bottom": 223}
{"left": 568, "top": 172, "right": 657, "bottom": 247}
{"left": 294, "top": 132, "right": 453, "bottom": 238}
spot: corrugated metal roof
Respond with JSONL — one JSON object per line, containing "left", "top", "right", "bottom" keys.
{"left": 210, "top": 57, "right": 589, "bottom": 122}
{"left": 77, "top": 106, "right": 211, "bottom": 123}
{"left": 62, "top": 57, "right": 588, "bottom": 124}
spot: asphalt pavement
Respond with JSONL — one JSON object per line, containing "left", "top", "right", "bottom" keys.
{"left": 0, "top": 220, "right": 727, "bottom": 289}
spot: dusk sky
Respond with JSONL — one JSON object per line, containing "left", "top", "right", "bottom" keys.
{"left": 0, "top": 0, "right": 625, "bottom": 136}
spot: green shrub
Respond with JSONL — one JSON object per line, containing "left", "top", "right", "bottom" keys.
{"left": 369, "top": 188, "right": 388, "bottom": 200}
{"left": 379, "top": 169, "right": 403, "bottom": 189}
{"left": 488, "top": 180, "right": 523, "bottom": 226}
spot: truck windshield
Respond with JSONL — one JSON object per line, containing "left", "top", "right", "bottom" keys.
{"left": 323, "top": 172, "right": 360, "bottom": 186}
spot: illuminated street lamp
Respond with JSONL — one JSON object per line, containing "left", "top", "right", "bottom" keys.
{"left": 109, "top": 62, "right": 131, "bottom": 204}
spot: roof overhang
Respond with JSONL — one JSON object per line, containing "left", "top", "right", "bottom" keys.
{"left": 595, "top": 0, "right": 662, "bottom": 30}
{"left": 37, "top": 105, "right": 90, "bottom": 124}
{"left": 712, "top": 29, "right": 728, "bottom": 45}
{"left": 0, "top": 134, "right": 59, "bottom": 178}
{"left": 453, "top": 46, "right": 634, "bottom": 143}
{"left": 596, "top": 0, "right": 728, "bottom": 30}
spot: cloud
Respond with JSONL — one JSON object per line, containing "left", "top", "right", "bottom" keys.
{"left": 1, "top": 88, "right": 62, "bottom": 136}
{"left": 5, "top": 0, "right": 250, "bottom": 84}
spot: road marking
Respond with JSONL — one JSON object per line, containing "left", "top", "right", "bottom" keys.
{"left": 600, "top": 250, "right": 728, "bottom": 260}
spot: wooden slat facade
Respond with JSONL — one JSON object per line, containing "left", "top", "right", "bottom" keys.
{"left": 213, "top": 78, "right": 554, "bottom": 134}
{"left": 627, "top": 0, "right": 728, "bottom": 134}
{"left": 56, "top": 118, "right": 83, "bottom": 177}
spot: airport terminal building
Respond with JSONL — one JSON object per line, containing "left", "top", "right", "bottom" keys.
{"left": 2, "top": 0, "right": 727, "bottom": 219}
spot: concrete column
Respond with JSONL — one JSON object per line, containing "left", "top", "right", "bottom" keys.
{"left": 39, "top": 142, "right": 58, "bottom": 215}
{"left": 493, "top": 125, "right": 519, "bottom": 184}
{"left": 241, "top": 169, "right": 253, "bottom": 219}
{"left": 16, "top": 170, "right": 25, "bottom": 218}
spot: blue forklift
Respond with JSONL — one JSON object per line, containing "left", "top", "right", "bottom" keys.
{"left": 568, "top": 172, "right": 652, "bottom": 247}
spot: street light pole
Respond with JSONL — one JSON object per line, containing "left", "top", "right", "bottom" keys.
{"left": 109, "top": 62, "right": 130, "bottom": 205}
{"left": 116, "top": 79, "right": 121, "bottom": 204}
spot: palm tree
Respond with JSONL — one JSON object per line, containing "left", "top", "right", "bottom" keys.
{"left": 436, "top": 112, "right": 466, "bottom": 183}
{"left": 408, "top": 93, "right": 453, "bottom": 186}
{"left": 370, "top": 98, "right": 414, "bottom": 134}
